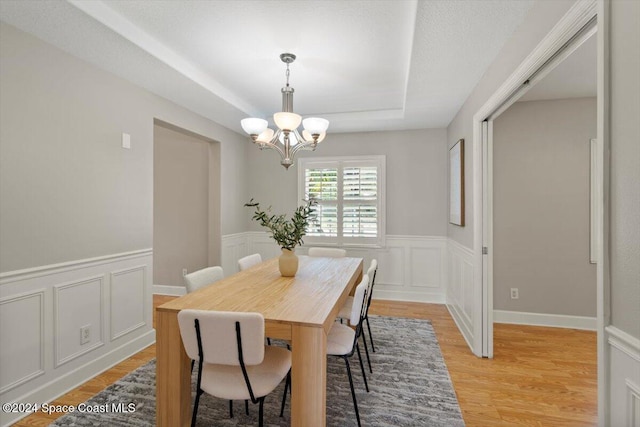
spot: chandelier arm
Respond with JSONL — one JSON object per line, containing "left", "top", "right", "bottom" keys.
{"left": 255, "top": 129, "right": 286, "bottom": 160}
{"left": 290, "top": 130, "right": 317, "bottom": 157}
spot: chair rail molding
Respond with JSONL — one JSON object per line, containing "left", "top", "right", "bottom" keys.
{"left": 0, "top": 250, "right": 154, "bottom": 427}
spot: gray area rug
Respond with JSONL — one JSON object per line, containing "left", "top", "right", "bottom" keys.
{"left": 52, "top": 317, "right": 464, "bottom": 426}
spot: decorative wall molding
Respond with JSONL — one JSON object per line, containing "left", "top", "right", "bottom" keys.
{"left": 53, "top": 276, "right": 105, "bottom": 368}
{"left": 606, "top": 326, "right": 640, "bottom": 427}
{"left": 494, "top": 310, "right": 597, "bottom": 331}
{"left": 110, "top": 266, "right": 147, "bottom": 341}
{"left": 0, "top": 250, "right": 153, "bottom": 427}
{"left": 0, "top": 248, "right": 153, "bottom": 284}
{"left": 446, "top": 239, "right": 475, "bottom": 352}
{"left": 0, "top": 290, "right": 45, "bottom": 394}
{"left": 607, "top": 326, "right": 640, "bottom": 363}
{"left": 220, "top": 232, "right": 449, "bottom": 303}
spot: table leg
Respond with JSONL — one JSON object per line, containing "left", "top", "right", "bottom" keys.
{"left": 156, "top": 310, "right": 191, "bottom": 427}
{"left": 291, "top": 324, "right": 327, "bottom": 426}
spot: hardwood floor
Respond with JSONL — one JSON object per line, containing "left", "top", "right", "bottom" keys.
{"left": 14, "top": 296, "right": 596, "bottom": 426}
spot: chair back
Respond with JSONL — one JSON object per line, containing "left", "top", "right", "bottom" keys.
{"left": 308, "top": 247, "right": 347, "bottom": 258}
{"left": 238, "top": 253, "right": 262, "bottom": 271}
{"left": 178, "top": 310, "right": 265, "bottom": 366}
{"left": 364, "top": 259, "right": 378, "bottom": 311}
{"left": 349, "top": 274, "right": 369, "bottom": 327}
{"left": 184, "top": 266, "right": 224, "bottom": 293}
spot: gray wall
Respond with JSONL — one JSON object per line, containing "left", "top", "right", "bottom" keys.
{"left": 153, "top": 124, "right": 218, "bottom": 287}
{"left": 0, "top": 23, "right": 248, "bottom": 272}
{"left": 609, "top": 0, "right": 640, "bottom": 338}
{"left": 493, "top": 98, "right": 597, "bottom": 317}
{"left": 246, "top": 129, "right": 448, "bottom": 237}
{"left": 446, "top": 0, "right": 577, "bottom": 249}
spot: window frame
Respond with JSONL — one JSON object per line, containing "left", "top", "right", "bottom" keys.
{"left": 298, "top": 155, "right": 386, "bottom": 248}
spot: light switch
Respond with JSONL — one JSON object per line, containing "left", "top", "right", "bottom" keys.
{"left": 122, "top": 133, "right": 131, "bottom": 149}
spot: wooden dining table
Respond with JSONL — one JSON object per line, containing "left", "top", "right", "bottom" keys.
{"left": 155, "top": 255, "right": 363, "bottom": 426}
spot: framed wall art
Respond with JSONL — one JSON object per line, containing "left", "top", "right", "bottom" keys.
{"left": 449, "top": 138, "right": 465, "bottom": 226}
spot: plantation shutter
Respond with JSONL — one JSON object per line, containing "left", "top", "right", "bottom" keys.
{"left": 304, "top": 165, "right": 338, "bottom": 237}
{"left": 299, "top": 156, "right": 385, "bottom": 246}
{"left": 343, "top": 166, "right": 378, "bottom": 238}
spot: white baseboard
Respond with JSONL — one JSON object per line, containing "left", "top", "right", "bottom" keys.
{"left": 152, "top": 284, "right": 186, "bottom": 296}
{"left": 374, "top": 289, "right": 445, "bottom": 304}
{"left": 0, "top": 330, "right": 155, "bottom": 427}
{"left": 494, "top": 309, "right": 597, "bottom": 330}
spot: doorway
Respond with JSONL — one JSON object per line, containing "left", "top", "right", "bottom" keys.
{"left": 152, "top": 120, "right": 221, "bottom": 294}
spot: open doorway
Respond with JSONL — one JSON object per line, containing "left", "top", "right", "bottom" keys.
{"left": 491, "top": 33, "right": 597, "bottom": 328}
{"left": 152, "top": 120, "right": 221, "bottom": 295}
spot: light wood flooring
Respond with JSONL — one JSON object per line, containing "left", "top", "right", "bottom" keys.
{"left": 14, "top": 296, "right": 596, "bottom": 426}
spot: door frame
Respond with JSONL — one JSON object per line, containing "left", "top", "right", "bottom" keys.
{"left": 470, "top": 1, "right": 607, "bottom": 422}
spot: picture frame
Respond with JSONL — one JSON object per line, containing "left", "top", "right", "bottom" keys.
{"left": 449, "top": 139, "right": 465, "bottom": 226}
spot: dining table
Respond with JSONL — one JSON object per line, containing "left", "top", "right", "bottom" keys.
{"left": 155, "top": 255, "right": 364, "bottom": 426}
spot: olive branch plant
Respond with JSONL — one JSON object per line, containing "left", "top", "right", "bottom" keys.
{"left": 245, "top": 198, "right": 318, "bottom": 251}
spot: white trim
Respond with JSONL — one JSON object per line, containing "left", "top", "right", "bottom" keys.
{"left": 626, "top": 379, "right": 640, "bottom": 427}
{"left": 1, "top": 330, "right": 155, "bottom": 427}
{"left": 298, "top": 155, "right": 386, "bottom": 248}
{"left": 373, "top": 289, "right": 444, "bottom": 304}
{"left": 152, "top": 284, "right": 187, "bottom": 296}
{"left": 494, "top": 310, "right": 597, "bottom": 331}
{"left": 53, "top": 275, "right": 106, "bottom": 368}
{"left": 0, "top": 248, "right": 153, "bottom": 284}
{"left": 110, "top": 266, "right": 148, "bottom": 341}
{"left": 606, "top": 326, "right": 640, "bottom": 363}
{"left": 0, "top": 290, "right": 46, "bottom": 394}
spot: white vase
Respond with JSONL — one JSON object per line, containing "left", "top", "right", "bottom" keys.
{"left": 279, "top": 248, "right": 298, "bottom": 277}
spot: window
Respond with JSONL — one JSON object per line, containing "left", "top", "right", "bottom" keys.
{"left": 298, "top": 155, "right": 385, "bottom": 247}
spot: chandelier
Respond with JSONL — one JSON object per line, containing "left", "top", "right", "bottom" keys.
{"left": 240, "top": 53, "right": 329, "bottom": 169}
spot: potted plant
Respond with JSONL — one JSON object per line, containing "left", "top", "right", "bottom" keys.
{"left": 245, "top": 198, "right": 316, "bottom": 276}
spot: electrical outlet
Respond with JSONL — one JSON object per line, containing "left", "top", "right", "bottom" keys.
{"left": 80, "top": 325, "right": 91, "bottom": 345}
{"left": 182, "top": 268, "right": 188, "bottom": 277}
{"left": 510, "top": 288, "right": 519, "bottom": 299}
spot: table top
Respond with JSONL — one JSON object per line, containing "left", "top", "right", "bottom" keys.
{"left": 157, "top": 256, "right": 363, "bottom": 329}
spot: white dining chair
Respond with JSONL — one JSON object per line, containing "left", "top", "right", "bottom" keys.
{"left": 178, "top": 309, "right": 291, "bottom": 427}
{"left": 238, "top": 253, "right": 262, "bottom": 271}
{"left": 338, "top": 259, "right": 377, "bottom": 373}
{"left": 307, "top": 247, "right": 346, "bottom": 257}
{"left": 184, "top": 266, "right": 224, "bottom": 293}
{"left": 326, "top": 275, "right": 370, "bottom": 427}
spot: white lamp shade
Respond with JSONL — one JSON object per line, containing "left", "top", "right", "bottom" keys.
{"left": 273, "top": 112, "right": 302, "bottom": 131}
{"left": 241, "top": 118, "right": 268, "bottom": 135}
{"left": 302, "top": 130, "right": 326, "bottom": 143}
{"left": 302, "top": 117, "right": 329, "bottom": 135}
{"left": 256, "top": 128, "right": 275, "bottom": 143}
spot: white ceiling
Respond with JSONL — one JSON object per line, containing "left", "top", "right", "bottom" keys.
{"left": 0, "top": 0, "right": 537, "bottom": 134}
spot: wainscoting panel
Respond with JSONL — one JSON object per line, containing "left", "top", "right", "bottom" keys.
{"left": 220, "top": 233, "right": 448, "bottom": 303}
{"left": 53, "top": 276, "right": 104, "bottom": 367}
{"left": 110, "top": 266, "right": 147, "bottom": 340}
{"left": 0, "top": 250, "right": 154, "bottom": 427}
{"left": 446, "top": 240, "right": 475, "bottom": 350}
{"left": 0, "top": 290, "right": 45, "bottom": 394}
{"left": 606, "top": 326, "right": 640, "bottom": 427}
{"left": 221, "top": 232, "right": 251, "bottom": 276}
